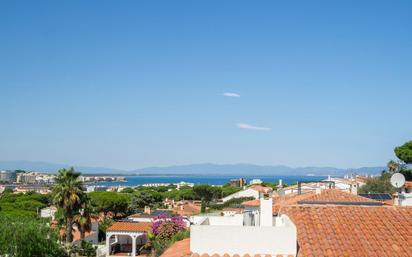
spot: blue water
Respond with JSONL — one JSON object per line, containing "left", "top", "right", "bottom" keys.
{"left": 92, "top": 175, "right": 328, "bottom": 187}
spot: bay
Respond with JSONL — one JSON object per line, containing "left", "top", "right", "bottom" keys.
{"left": 92, "top": 175, "right": 329, "bottom": 187}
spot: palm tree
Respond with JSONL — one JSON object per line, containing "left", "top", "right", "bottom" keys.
{"left": 387, "top": 160, "right": 399, "bottom": 173}
{"left": 73, "top": 195, "right": 97, "bottom": 241}
{"left": 52, "top": 168, "right": 84, "bottom": 243}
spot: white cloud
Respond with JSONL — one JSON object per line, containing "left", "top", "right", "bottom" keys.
{"left": 223, "top": 92, "right": 240, "bottom": 97}
{"left": 237, "top": 123, "right": 271, "bottom": 131}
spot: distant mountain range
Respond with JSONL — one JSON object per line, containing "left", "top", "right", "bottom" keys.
{"left": 0, "top": 160, "right": 386, "bottom": 176}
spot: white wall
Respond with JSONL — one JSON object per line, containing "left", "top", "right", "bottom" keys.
{"left": 221, "top": 188, "right": 259, "bottom": 202}
{"left": 190, "top": 215, "right": 297, "bottom": 256}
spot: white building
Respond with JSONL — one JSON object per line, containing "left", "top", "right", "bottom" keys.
{"left": 190, "top": 187, "right": 297, "bottom": 256}
{"left": 105, "top": 221, "right": 151, "bottom": 256}
{"left": 249, "top": 178, "right": 263, "bottom": 185}
{"left": 394, "top": 181, "right": 412, "bottom": 206}
{"left": 221, "top": 185, "right": 268, "bottom": 203}
{"left": 40, "top": 206, "right": 57, "bottom": 220}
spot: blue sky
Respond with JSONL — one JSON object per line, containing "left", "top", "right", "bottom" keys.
{"left": 0, "top": 1, "right": 411, "bottom": 170}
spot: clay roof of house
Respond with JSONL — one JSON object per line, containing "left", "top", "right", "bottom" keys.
{"left": 173, "top": 203, "right": 202, "bottom": 216}
{"left": 106, "top": 221, "right": 152, "bottom": 232}
{"left": 297, "top": 189, "right": 382, "bottom": 205}
{"left": 283, "top": 205, "right": 412, "bottom": 257}
{"left": 405, "top": 181, "right": 412, "bottom": 189}
{"left": 161, "top": 205, "right": 412, "bottom": 257}
{"left": 242, "top": 189, "right": 382, "bottom": 209}
{"left": 160, "top": 238, "right": 191, "bottom": 257}
{"left": 59, "top": 228, "right": 97, "bottom": 242}
{"left": 249, "top": 185, "right": 273, "bottom": 193}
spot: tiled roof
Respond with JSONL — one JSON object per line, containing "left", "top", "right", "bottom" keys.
{"left": 242, "top": 192, "right": 316, "bottom": 209}
{"left": 283, "top": 205, "right": 412, "bottom": 257}
{"left": 162, "top": 205, "right": 412, "bottom": 257}
{"left": 161, "top": 238, "right": 191, "bottom": 257}
{"left": 405, "top": 181, "right": 412, "bottom": 189}
{"left": 242, "top": 189, "right": 381, "bottom": 209}
{"left": 173, "top": 203, "right": 202, "bottom": 216}
{"left": 106, "top": 221, "right": 152, "bottom": 232}
{"left": 59, "top": 228, "right": 97, "bottom": 242}
{"left": 298, "top": 189, "right": 381, "bottom": 205}
{"left": 249, "top": 185, "right": 273, "bottom": 193}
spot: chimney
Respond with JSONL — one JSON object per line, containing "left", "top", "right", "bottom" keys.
{"left": 259, "top": 188, "right": 273, "bottom": 227}
{"left": 144, "top": 206, "right": 151, "bottom": 214}
{"left": 180, "top": 205, "right": 184, "bottom": 211}
{"left": 278, "top": 179, "right": 283, "bottom": 188}
{"left": 350, "top": 183, "right": 358, "bottom": 195}
{"left": 315, "top": 187, "right": 322, "bottom": 194}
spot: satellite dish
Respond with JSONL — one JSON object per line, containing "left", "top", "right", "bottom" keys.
{"left": 390, "top": 173, "right": 406, "bottom": 188}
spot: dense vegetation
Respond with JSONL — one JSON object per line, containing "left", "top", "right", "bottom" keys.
{"left": 0, "top": 215, "right": 66, "bottom": 257}
{"left": 359, "top": 140, "right": 412, "bottom": 193}
{"left": 0, "top": 191, "right": 50, "bottom": 217}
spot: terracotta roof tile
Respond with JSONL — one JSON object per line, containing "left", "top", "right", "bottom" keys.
{"left": 173, "top": 203, "right": 202, "bottom": 216}
{"left": 161, "top": 238, "right": 191, "bottom": 257}
{"left": 249, "top": 185, "right": 273, "bottom": 193}
{"left": 283, "top": 205, "right": 412, "bottom": 257}
{"left": 298, "top": 189, "right": 381, "bottom": 204}
{"left": 106, "top": 221, "right": 152, "bottom": 232}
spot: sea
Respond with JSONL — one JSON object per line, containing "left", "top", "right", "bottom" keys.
{"left": 92, "top": 175, "right": 329, "bottom": 187}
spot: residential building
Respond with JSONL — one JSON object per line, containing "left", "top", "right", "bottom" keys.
{"left": 16, "top": 172, "right": 37, "bottom": 184}
{"left": 248, "top": 178, "right": 263, "bottom": 185}
{"left": 40, "top": 206, "right": 58, "bottom": 220}
{"left": 394, "top": 181, "right": 412, "bottom": 206}
{"left": 0, "top": 170, "right": 17, "bottom": 183}
{"left": 161, "top": 188, "right": 412, "bottom": 257}
{"left": 221, "top": 184, "right": 270, "bottom": 203}
{"left": 105, "top": 220, "right": 151, "bottom": 256}
{"left": 229, "top": 178, "right": 246, "bottom": 188}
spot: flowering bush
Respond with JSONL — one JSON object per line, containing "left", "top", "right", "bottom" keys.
{"left": 152, "top": 215, "right": 186, "bottom": 236}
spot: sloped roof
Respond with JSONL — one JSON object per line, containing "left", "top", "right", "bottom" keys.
{"left": 298, "top": 189, "right": 382, "bottom": 205}
{"left": 160, "top": 238, "right": 191, "bottom": 257}
{"left": 284, "top": 205, "right": 412, "bottom": 257}
{"left": 106, "top": 221, "right": 151, "bottom": 232}
{"left": 249, "top": 185, "right": 273, "bottom": 193}
{"left": 161, "top": 205, "right": 412, "bottom": 257}
{"left": 173, "top": 203, "right": 202, "bottom": 216}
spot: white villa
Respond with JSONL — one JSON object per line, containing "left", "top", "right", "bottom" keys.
{"left": 221, "top": 185, "right": 269, "bottom": 202}
{"left": 105, "top": 221, "right": 151, "bottom": 257}
{"left": 190, "top": 187, "right": 297, "bottom": 256}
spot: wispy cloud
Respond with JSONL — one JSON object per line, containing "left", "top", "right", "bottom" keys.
{"left": 237, "top": 123, "right": 271, "bottom": 131}
{"left": 223, "top": 92, "right": 240, "bottom": 97}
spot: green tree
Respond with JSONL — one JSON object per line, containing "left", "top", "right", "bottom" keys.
{"left": 358, "top": 172, "right": 396, "bottom": 194}
{"left": 395, "top": 141, "right": 412, "bottom": 164}
{"left": 89, "top": 191, "right": 130, "bottom": 217}
{"left": 73, "top": 195, "right": 97, "bottom": 241}
{"left": 128, "top": 191, "right": 155, "bottom": 213}
{"left": 52, "top": 168, "right": 84, "bottom": 243}
{"left": 0, "top": 215, "right": 67, "bottom": 257}
{"left": 387, "top": 160, "right": 399, "bottom": 173}
{"left": 193, "top": 185, "right": 214, "bottom": 212}
{"left": 394, "top": 141, "right": 412, "bottom": 180}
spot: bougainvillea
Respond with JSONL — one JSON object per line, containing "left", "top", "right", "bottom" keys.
{"left": 152, "top": 215, "right": 186, "bottom": 236}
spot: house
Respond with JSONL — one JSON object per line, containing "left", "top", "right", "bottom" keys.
{"left": 221, "top": 185, "right": 273, "bottom": 203}
{"left": 171, "top": 202, "right": 202, "bottom": 216}
{"left": 40, "top": 206, "right": 57, "bottom": 220}
{"left": 105, "top": 220, "right": 151, "bottom": 256}
{"left": 59, "top": 219, "right": 99, "bottom": 245}
{"left": 160, "top": 189, "right": 412, "bottom": 257}
{"left": 128, "top": 209, "right": 174, "bottom": 222}
{"left": 190, "top": 187, "right": 297, "bottom": 256}
{"left": 393, "top": 181, "right": 412, "bottom": 206}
